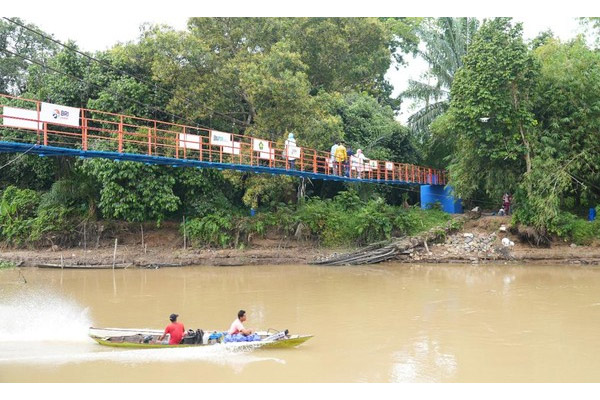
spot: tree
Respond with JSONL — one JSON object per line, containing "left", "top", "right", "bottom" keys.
{"left": 403, "top": 17, "right": 479, "bottom": 143}
{"left": 0, "top": 18, "right": 58, "bottom": 95}
{"left": 444, "top": 18, "right": 538, "bottom": 201}
{"left": 514, "top": 37, "right": 600, "bottom": 233}
{"left": 79, "top": 159, "right": 179, "bottom": 225}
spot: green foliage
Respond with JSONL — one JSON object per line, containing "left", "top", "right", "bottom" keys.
{"left": 0, "top": 186, "right": 40, "bottom": 244}
{"left": 179, "top": 191, "right": 450, "bottom": 249}
{"left": 543, "top": 212, "right": 600, "bottom": 245}
{"left": 445, "top": 18, "right": 538, "bottom": 201}
{"left": 0, "top": 185, "right": 79, "bottom": 246}
{"left": 241, "top": 175, "right": 296, "bottom": 209}
{"left": 184, "top": 212, "right": 233, "bottom": 248}
{"left": 0, "top": 18, "right": 59, "bottom": 95}
{"left": 0, "top": 260, "right": 16, "bottom": 269}
{"left": 296, "top": 192, "right": 449, "bottom": 246}
{"left": 79, "top": 159, "right": 179, "bottom": 225}
{"left": 403, "top": 17, "right": 479, "bottom": 146}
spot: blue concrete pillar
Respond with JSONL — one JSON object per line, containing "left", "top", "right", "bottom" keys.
{"left": 420, "top": 185, "right": 463, "bottom": 214}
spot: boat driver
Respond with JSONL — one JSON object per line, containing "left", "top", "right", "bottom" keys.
{"left": 228, "top": 309, "right": 254, "bottom": 336}
{"left": 158, "top": 313, "right": 185, "bottom": 345}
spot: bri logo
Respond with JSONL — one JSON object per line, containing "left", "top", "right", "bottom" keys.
{"left": 52, "top": 109, "right": 70, "bottom": 120}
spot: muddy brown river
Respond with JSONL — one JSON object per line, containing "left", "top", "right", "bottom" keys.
{"left": 1, "top": 263, "right": 600, "bottom": 382}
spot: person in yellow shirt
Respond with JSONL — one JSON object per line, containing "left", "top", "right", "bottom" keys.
{"left": 334, "top": 141, "right": 347, "bottom": 176}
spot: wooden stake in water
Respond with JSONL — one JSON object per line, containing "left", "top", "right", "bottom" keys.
{"left": 183, "top": 215, "right": 187, "bottom": 250}
{"left": 113, "top": 238, "right": 118, "bottom": 269}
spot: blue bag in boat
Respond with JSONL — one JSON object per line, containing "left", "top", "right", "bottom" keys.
{"left": 224, "top": 333, "right": 261, "bottom": 342}
{"left": 207, "top": 331, "right": 224, "bottom": 344}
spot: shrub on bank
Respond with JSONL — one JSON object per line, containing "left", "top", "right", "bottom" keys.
{"left": 0, "top": 185, "right": 79, "bottom": 247}
{"left": 182, "top": 191, "right": 452, "bottom": 249}
{"left": 551, "top": 212, "right": 600, "bottom": 245}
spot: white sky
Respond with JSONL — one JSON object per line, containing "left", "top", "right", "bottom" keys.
{"left": 5, "top": 1, "right": 600, "bottom": 123}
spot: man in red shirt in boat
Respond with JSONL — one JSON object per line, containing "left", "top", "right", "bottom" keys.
{"left": 158, "top": 313, "right": 185, "bottom": 345}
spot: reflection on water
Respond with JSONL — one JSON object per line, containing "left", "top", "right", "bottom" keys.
{"left": 391, "top": 337, "right": 457, "bottom": 383}
{"left": 1, "top": 263, "right": 600, "bottom": 382}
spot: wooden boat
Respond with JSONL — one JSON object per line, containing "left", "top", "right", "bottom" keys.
{"left": 89, "top": 327, "right": 312, "bottom": 349}
{"left": 38, "top": 263, "right": 133, "bottom": 269}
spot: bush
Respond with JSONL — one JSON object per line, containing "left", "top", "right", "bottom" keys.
{"left": 184, "top": 213, "right": 234, "bottom": 248}
{"left": 551, "top": 212, "right": 600, "bottom": 245}
{"left": 0, "top": 260, "right": 16, "bottom": 269}
{"left": 0, "top": 185, "right": 82, "bottom": 247}
{"left": 0, "top": 186, "right": 41, "bottom": 245}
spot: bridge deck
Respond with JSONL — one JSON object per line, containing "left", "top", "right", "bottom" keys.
{"left": 0, "top": 94, "right": 446, "bottom": 185}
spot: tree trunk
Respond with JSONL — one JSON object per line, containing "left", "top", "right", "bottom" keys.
{"left": 511, "top": 82, "right": 532, "bottom": 174}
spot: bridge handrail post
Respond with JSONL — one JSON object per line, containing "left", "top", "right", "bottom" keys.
{"left": 36, "top": 101, "right": 41, "bottom": 145}
{"left": 118, "top": 115, "right": 123, "bottom": 153}
{"left": 81, "top": 108, "right": 88, "bottom": 151}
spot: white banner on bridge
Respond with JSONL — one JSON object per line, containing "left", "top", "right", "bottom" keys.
{"left": 179, "top": 133, "right": 201, "bottom": 150}
{"left": 40, "top": 102, "right": 80, "bottom": 127}
{"left": 210, "top": 130, "right": 232, "bottom": 146}
{"left": 210, "top": 130, "right": 240, "bottom": 155}
{"left": 253, "top": 138, "right": 274, "bottom": 160}
{"left": 284, "top": 145, "right": 301, "bottom": 159}
{"left": 252, "top": 138, "right": 270, "bottom": 152}
{"left": 222, "top": 141, "right": 240, "bottom": 155}
{"left": 2, "top": 106, "right": 42, "bottom": 130}
{"left": 385, "top": 162, "right": 394, "bottom": 171}
{"left": 260, "top": 148, "right": 274, "bottom": 160}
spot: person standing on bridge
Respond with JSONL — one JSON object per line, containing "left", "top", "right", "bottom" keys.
{"left": 344, "top": 145, "right": 354, "bottom": 177}
{"left": 334, "top": 141, "right": 347, "bottom": 176}
{"left": 284, "top": 132, "right": 297, "bottom": 170}
{"left": 354, "top": 149, "right": 367, "bottom": 179}
{"left": 330, "top": 140, "right": 339, "bottom": 175}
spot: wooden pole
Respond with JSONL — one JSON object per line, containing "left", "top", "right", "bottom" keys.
{"left": 183, "top": 215, "right": 187, "bottom": 250}
{"left": 113, "top": 238, "right": 118, "bottom": 269}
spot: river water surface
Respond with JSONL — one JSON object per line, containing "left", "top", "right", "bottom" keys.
{"left": 1, "top": 263, "right": 600, "bottom": 383}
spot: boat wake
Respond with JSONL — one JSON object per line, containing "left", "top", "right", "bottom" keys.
{"left": 0, "top": 288, "right": 284, "bottom": 369}
{"left": 0, "top": 343, "right": 285, "bottom": 369}
{"left": 0, "top": 287, "right": 92, "bottom": 343}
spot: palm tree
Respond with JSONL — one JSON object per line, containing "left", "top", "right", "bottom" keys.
{"left": 403, "top": 18, "right": 479, "bottom": 143}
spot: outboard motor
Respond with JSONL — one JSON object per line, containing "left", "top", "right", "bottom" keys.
{"left": 265, "top": 329, "right": 289, "bottom": 341}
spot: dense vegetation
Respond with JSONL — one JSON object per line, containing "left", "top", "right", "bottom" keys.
{"left": 1, "top": 17, "right": 599, "bottom": 248}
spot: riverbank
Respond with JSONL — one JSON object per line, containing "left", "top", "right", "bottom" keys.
{"left": 1, "top": 216, "right": 599, "bottom": 267}
{"left": 404, "top": 215, "right": 600, "bottom": 266}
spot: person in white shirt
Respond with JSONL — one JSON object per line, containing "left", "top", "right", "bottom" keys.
{"left": 330, "top": 141, "right": 339, "bottom": 174}
{"left": 228, "top": 309, "right": 254, "bottom": 336}
{"left": 284, "top": 132, "right": 297, "bottom": 169}
{"left": 355, "top": 149, "right": 367, "bottom": 179}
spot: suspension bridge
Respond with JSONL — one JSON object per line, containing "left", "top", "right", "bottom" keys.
{"left": 0, "top": 94, "right": 461, "bottom": 212}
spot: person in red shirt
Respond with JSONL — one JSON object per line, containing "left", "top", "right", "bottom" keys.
{"left": 158, "top": 313, "right": 185, "bottom": 345}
